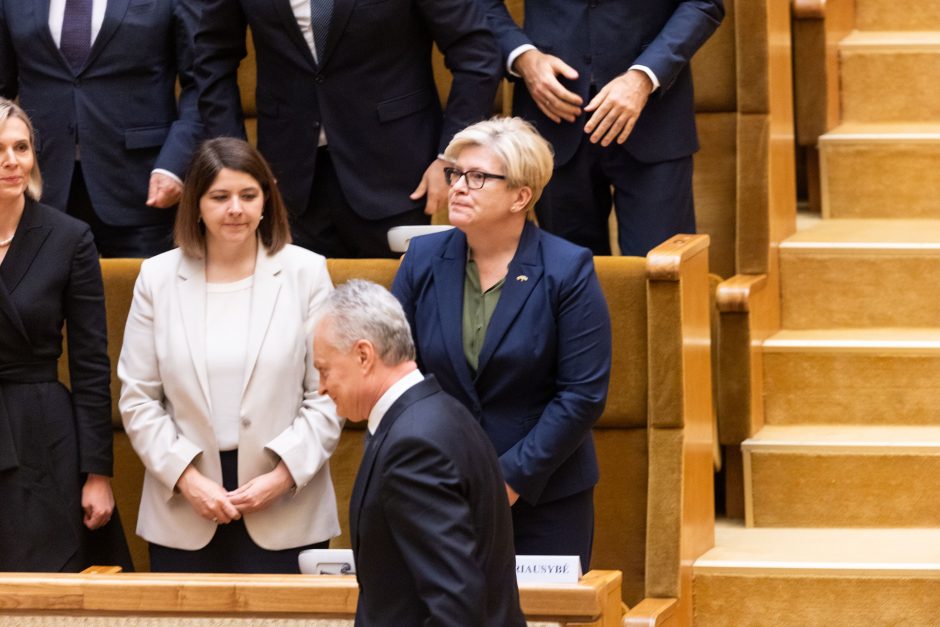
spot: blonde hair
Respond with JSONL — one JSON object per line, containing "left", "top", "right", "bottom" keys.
{"left": 443, "top": 117, "right": 554, "bottom": 213}
{"left": 0, "top": 98, "right": 43, "bottom": 201}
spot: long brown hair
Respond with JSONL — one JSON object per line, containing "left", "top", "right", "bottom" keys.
{"left": 174, "top": 138, "right": 291, "bottom": 257}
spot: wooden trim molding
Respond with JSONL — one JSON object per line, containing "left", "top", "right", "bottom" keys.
{"left": 793, "top": 0, "right": 826, "bottom": 19}
{"left": 646, "top": 234, "right": 711, "bottom": 281}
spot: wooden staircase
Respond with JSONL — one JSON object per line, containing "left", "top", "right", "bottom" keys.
{"left": 695, "top": 1, "right": 940, "bottom": 623}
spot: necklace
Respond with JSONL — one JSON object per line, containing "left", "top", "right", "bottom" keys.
{"left": 0, "top": 234, "right": 12, "bottom": 247}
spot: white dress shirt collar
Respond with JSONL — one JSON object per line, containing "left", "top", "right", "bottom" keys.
{"left": 367, "top": 368, "right": 425, "bottom": 436}
{"left": 49, "top": 0, "right": 108, "bottom": 48}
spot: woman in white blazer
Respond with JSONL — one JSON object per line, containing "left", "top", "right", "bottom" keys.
{"left": 118, "top": 138, "right": 342, "bottom": 572}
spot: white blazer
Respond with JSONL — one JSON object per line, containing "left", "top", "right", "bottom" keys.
{"left": 118, "top": 244, "right": 343, "bottom": 550}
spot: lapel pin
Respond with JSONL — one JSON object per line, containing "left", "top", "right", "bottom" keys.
{"left": 516, "top": 275, "right": 528, "bottom": 282}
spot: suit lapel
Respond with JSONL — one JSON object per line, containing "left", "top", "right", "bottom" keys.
{"left": 0, "top": 200, "right": 49, "bottom": 343}
{"left": 476, "top": 222, "right": 544, "bottom": 376}
{"left": 271, "top": 0, "right": 318, "bottom": 70}
{"left": 30, "top": 0, "right": 70, "bottom": 73}
{"left": 350, "top": 377, "right": 439, "bottom": 553}
{"left": 430, "top": 232, "right": 479, "bottom": 404}
{"left": 82, "top": 0, "right": 130, "bottom": 72}
{"left": 177, "top": 254, "right": 213, "bottom": 413}
{"left": 241, "top": 245, "right": 282, "bottom": 396}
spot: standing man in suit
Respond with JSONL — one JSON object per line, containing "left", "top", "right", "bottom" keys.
{"left": 194, "top": 0, "right": 502, "bottom": 259}
{"left": 0, "top": 0, "right": 204, "bottom": 257}
{"left": 314, "top": 280, "right": 525, "bottom": 626}
{"left": 481, "top": 0, "right": 724, "bottom": 255}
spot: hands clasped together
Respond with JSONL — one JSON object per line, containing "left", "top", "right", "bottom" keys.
{"left": 513, "top": 49, "right": 654, "bottom": 146}
{"left": 176, "top": 461, "right": 296, "bottom": 524}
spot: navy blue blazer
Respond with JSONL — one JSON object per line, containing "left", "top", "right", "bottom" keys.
{"left": 194, "top": 0, "right": 501, "bottom": 220}
{"left": 392, "top": 223, "right": 612, "bottom": 505}
{"left": 481, "top": 0, "right": 724, "bottom": 166}
{"left": 0, "top": 0, "right": 204, "bottom": 227}
{"left": 349, "top": 376, "right": 525, "bottom": 627}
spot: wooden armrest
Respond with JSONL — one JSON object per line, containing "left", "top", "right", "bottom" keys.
{"left": 623, "top": 597, "right": 678, "bottom": 626}
{"left": 646, "top": 234, "right": 710, "bottom": 281}
{"left": 716, "top": 273, "right": 769, "bottom": 313}
{"left": 79, "top": 566, "right": 123, "bottom": 574}
{"left": 793, "top": 0, "right": 826, "bottom": 20}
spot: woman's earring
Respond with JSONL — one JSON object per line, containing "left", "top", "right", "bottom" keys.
{"left": 259, "top": 214, "right": 264, "bottom": 221}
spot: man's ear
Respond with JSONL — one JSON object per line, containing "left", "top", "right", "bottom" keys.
{"left": 355, "top": 339, "right": 375, "bottom": 371}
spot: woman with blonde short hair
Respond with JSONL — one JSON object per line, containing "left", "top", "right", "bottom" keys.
{"left": 393, "top": 117, "right": 612, "bottom": 571}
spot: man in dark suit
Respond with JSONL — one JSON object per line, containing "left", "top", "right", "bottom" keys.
{"left": 480, "top": 0, "right": 724, "bottom": 255}
{"left": 194, "top": 0, "right": 501, "bottom": 258}
{"left": 0, "top": 0, "right": 204, "bottom": 257}
{"left": 313, "top": 280, "right": 525, "bottom": 626}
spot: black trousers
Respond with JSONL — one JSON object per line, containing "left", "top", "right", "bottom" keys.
{"left": 536, "top": 136, "right": 695, "bottom": 256}
{"left": 149, "top": 450, "right": 329, "bottom": 574}
{"left": 512, "top": 486, "right": 595, "bottom": 574}
{"left": 67, "top": 162, "right": 175, "bottom": 258}
{"left": 290, "top": 147, "right": 427, "bottom": 259}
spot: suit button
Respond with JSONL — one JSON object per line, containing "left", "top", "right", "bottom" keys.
{"left": 241, "top": 418, "right": 251, "bottom": 428}
{"left": 315, "top": 74, "right": 325, "bottom": 84}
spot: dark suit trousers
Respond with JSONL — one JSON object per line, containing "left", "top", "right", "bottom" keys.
{"left": 511, "top": 486, "right": 594, "bottom": 574}
{"left": 67, "top": 163, "right": 175, "bottom": 258}
{"left": 291, "top": 147, "right": 427, "bottom": 259}
{"left": 148, "top": 450, "right": 328, "bottom": 574}
{"left": 536, "top": 135, "right": 695, "bottom": 256}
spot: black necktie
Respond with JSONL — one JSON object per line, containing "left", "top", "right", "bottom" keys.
{"left": 310, "top": 0, "right": 332, "bottom": 64}
{"left": 61, "top": 0, "right": 93, "bottom": 71}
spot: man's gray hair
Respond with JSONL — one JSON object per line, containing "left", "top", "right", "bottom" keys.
{"left": 320, "top": 280, "right": 416, "bottom": 365}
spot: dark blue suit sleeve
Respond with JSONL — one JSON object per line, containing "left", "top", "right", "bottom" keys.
{"left": 154, "top": 0, "right": 206, "bottom": 177}
{"left": 0, "top": 0, "right": 18, "bottom": 99}
{"left": 634, "top": 0, "right": 724, "bottom": 92}
{"left": 65, "top": 228, "right": 113, "bottom": 477}
{"left": 193, "top": 0, "right": 250, "bottom": 140}
{"left": 500, "top": 249, "right": 611, "bottom": 503}
{"left": 380, "top": 434, "right": 486, "bottom": 626}
{"left": 415, "top": 0, "right": 502, "bottom": 151}
{"left": 392, "top": 250, "right": 422, "bottom": 365}
{"left": 478, "top": 0, "right": 531, "bottom": 65}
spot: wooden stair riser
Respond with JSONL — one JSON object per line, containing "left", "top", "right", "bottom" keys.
{"left": 841, "top": 46, "right": 940, "bottom": 123}
{"left": 856, "top": 0, "right": 940, "bottom": 31}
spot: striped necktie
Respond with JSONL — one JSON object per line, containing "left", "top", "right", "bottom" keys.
{"left": 61, "top": 0, "right": 93, "bottom": 71}
{"left": 310, "top": 0, "right": 333, "bottom": 64}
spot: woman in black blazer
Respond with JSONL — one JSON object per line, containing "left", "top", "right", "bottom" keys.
{"left": 0, "top": 99, "right": 130, "bottom": 571}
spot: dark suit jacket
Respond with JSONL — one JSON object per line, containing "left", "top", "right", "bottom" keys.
{"left": 194, "top": 0, "right": 501, "bottom": 219}
{"left": 481, "top": 0, "right": 724, "bottom": 166}
{"left": 0, "top": 0, "right": 203, "bottom": 227}
{"left": 392, "top": 223, "right": 611, "bottom": 506}
{"left": 0, "top": 199, "right": 113, "bottom": 571}
{"left": 349, "top": 376, "right": 525, "bottom": 626}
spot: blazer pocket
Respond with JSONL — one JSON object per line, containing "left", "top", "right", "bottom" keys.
{"left": 376, "top": 89, "right": 433, "bottom": 123}
{"left": 124, "top": 124, "right": 171, "bottom": 149}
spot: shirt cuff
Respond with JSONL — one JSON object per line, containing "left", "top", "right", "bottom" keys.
{"left": 507, "top": 44, "right": 537, "bottom": 77}
{"left": 151, "top": 168, "right": 182, "bottom": 185}
{"left": 628, "top": 64, "right": 660, "bottom": 92}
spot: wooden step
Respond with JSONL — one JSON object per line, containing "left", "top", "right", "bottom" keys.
{"left": 764, "top": 329, "right": 940, "bottom": 426}
{"left": 840, "top": 32, "right": 940, "bottom": 123}
{"left": 743, "top": 425, "right": 940, "bottom": 527}
{"left": 694, "top": 522, "right": 940, "bottom": 626}
{"left": 856, "top": 0, "right": 940, "bottom": 31}
{"left": 820, "top": 123, "right": 940, "bottom": 219}
{"left": 780, "top": 219, "right": 940, "bottom": 329}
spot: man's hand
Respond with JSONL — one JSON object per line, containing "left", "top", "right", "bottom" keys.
{"left": 514, "top": 49, "right": 582, "bottom": 124}
{"left": 176, "top": 464, "right": 241, "bottom": 524}
{"left": 81, "top": 473, "right": 115, "bottom": 530}
{"left": 227, "top": 461, "right": 296, "bottom": 514}
{"left": 583, "top": 69, "right": 653, "bottom": 146}
{"left": 146, "top": 171, "right": 183, "bottom": 208}
{"left": 410, "top": 158, "right": 450, "bottom": 216}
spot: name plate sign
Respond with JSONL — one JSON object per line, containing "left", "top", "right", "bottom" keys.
{"left": 515, "top": 555, "right": 582, "bottom": 583}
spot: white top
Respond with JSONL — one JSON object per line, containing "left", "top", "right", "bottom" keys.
{"left": 48, "top": 0, "right": 107, "bottom": 48}
{"left": 367, "top": 368, "right": 425, "bottom": 436}
{"left": 205, "top": 275, "right": 253, "bottom": 450}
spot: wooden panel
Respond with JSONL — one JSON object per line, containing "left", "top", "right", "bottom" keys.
{"left": 693, "top": 113, "right": 737, "bottom": 279}
{"left": 691, "top": 0, "right": 737, "bottom": 113}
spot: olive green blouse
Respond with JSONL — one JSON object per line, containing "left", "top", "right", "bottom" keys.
{"left": 462, "top": 260, "right": 505, "bottom": 374}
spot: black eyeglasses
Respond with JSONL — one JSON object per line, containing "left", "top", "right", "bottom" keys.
{"left": 443, "top": 167, "right": 507, "bottom": 190}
